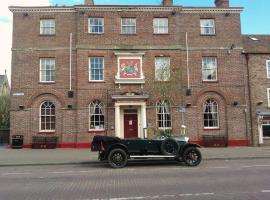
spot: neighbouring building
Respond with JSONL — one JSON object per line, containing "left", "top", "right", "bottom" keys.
{"left": 243, "top": 35, "right": 270, "bottom": 146}
{"left": 9, "top": 0, "right": 251, "bottom": 148}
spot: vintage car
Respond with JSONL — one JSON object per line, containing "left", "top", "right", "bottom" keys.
{"left": 91, "top": 135, "right": 202, "bottom": 168}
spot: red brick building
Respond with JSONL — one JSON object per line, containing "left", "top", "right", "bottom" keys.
{"left": 9, "top": 0, "right": 251, "bottom": 147}
{"left": 243, "top": 35, "right": 270, "bottom": 146}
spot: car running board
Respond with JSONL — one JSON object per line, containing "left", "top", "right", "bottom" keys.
{"left": 130, "top": 155, "right": 176, "bottom": 158}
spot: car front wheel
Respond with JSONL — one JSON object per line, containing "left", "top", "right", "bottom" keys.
{"left": 183, "top": 147, "right": 202, "bottom": 166}
{"left": 108, "top": 148, "right": 128, "bottom": 168}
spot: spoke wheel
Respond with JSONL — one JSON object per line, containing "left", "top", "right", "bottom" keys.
{"left": 161, "top": 138, "right": 179, "bottom": 155}
{"left": 183, "top": 147, "right": 202, "bottom": 166}
{"left": 108, "top": 148, "right": 128, "bottom": 168}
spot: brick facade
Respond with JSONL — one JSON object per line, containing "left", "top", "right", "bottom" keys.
{"left": 9, "top": 1, "right": 251, "bottom": 147}
{"left": 243, "top": 35, "right": 270, "bottom": 146}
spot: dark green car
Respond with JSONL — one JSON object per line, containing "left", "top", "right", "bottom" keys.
{"left": 91, "top": 135, "right": 202, "bottom": 168}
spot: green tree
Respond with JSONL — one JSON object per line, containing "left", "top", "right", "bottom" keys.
{"left": 0, "top": 94, "right": 10, "bottom": 129}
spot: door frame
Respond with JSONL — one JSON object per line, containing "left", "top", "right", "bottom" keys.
{"left": 115, "top": 102, "right": 147, "bottom": 139}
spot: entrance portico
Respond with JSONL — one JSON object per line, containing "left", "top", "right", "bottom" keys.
{"left": 112, "top": 93, "right": 148, "bottom": 139}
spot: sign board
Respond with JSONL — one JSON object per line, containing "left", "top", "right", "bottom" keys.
{"left": 178, "top": 107, "right": 186, "bottom": 113}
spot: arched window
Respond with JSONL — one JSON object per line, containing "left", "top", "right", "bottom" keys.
{"left": 89, "top": 101, "right": 105, "bottom": 130}
{"left": 157, "top": 100, "right": 171, "bottom": 129}
{"left": 40, "top": 101, "right": 55, "bottom": 131}
{"left": 203, "top": 99, "right": 219, "bottom": 128}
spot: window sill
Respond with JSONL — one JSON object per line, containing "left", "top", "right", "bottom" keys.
{"left": 39, "top": 81, "right": 56, "bottom": 84}
{"left": 153, "top": 33, "right": 169, "bottom": 35}
{"left": 88, "top": 129, "right": 105, "bottom": 133}
{"left": 200, "top": 34, "right": 216, "bottom": 36}
{"left": 120, "top": 33, "right": 137, "bottom": 35}
{"left": 87, "top": 32, "right": 104, "bottom": 35}
{"left": 158, "top": 127, "right": 172, "bottom": 130}
{"left": 203, "top": 128, "right": 220, "bottom": 131}
{"left": 39, "top": 34, "right": 56, "bottom": 36}
{"left": 88, "top": 80, "right": 105, "bottom": 83}
{"left": 115, "top": 78, "right": 145, "bottom": 84}
{"left": 38, "top": 131, "right": 56, "bottom": 134}
{"left": 202, "top": 80, "right": 218, "bottom": 83}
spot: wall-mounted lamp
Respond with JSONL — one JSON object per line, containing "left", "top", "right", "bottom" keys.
{"left": 186, "top": 103, "right": 192, "bottom": 108}
{"left": 232, "top": 101, "right": 238, "bottom": 106}
{"left": 256, "top": 101, "right": 263, "bottom": 106}
{"left": 19, "top": 105, "right": 24, "bottom": 110}
{"left": 186, "top": 88, "right": 192, "bottom": 96}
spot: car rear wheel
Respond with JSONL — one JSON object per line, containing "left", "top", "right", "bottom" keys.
{"left": 183, "top": 147, "right": 202, "bottom": 166}
{"left": 108, "top": 148, "right": 128, "bottom": 168}
{"left": 161, "top": 138, "right": 179, "bottom": 155}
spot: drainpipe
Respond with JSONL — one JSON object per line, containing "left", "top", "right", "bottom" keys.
{"left": 244, "top": 53, "right": 254, "bottom": 146}
{"left": 69, "top": 33, "right": 72, "bottom": 91}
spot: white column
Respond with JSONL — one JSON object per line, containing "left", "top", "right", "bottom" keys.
{"left": 115, "top": 105, "right": 121, "bottom": 138}
{"left": 141, "top": 103, "right": 147, "bottom": 138}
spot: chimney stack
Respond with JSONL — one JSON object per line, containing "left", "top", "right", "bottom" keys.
{"left": 85, "top": 0, "right": 94, "bottom": 5}
{"left": 162, "top": 0, "right": 173, "bottom": 7}
{"left": 215, "top": 0, "right": 229, "bottom": 7}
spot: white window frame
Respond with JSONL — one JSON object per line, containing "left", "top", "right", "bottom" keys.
{"left": 267, "top": 88, "right": 270, "bottom": 107}
{"left": 200, "top": 19, "right": 215, "bottom": 35}
{"left": 89, "top": 57, "right": 104, "bottom": 81}
{"left": 121, "top": 18, "right": 136, "bottom": 34}
{"left": 88, "top": 18, "right": 104, "bottom": 34}
{"left": 266, "top": 60, "right": 270, "bottom": 79}
{"left": 156, "top": 100, "right": 172, "bottom": 129}
{"left": 40, "top": 19, "right": 55, "bottom": 35}
{"left": 89, "top": 101, "right": 105, "bottom": 130}
{"left": 153, "top": 18, "right": 168, "bottom": 34}
{"left": 39, "top": 58, "right": 56, "bottom": 82}
{"left": 202, "top": 57, "right": 217, "bottom": 81}
{"left": 203, "top": 99, "right": 219, "bottom": 129}
{"left": 39, "top": 101, "right": 55, "bottom": 132}
{"left": 155, "top": 57, "right": 170, "bottom": 81}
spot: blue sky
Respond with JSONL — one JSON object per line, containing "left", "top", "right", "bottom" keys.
{"left": 49, "top": 0, "right": 270, "bottom": 34}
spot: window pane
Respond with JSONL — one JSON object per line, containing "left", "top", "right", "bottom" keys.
{"left": 202, "top": 57, "right": 217, "bottom": 81}
{"left": 89, "top": 101, "right": 105, "bottom": 130}
{"left": 200, "top": 19, "right": 215, "bottom": 35}
{"left": 40, "top": 19, "right": 55, "bottom": 35}
{"left": 88, "top": 18, "right": 104, "bottom": 33}
{"left": 121, "top": 18, "right": 136, "bottom": 34}
{"left": 157, "top": 101, "right": 171, "bottom": 128}
{"left": 203, "top": 100, "right": 219, "bottom": 128}
{"left": 153, "top": 18, "right": 168, "bottom": 34}
{"left": 40, "top": 101, "right": 55, "bottom": 131}
{"left": 155, "top": 57, "right": 170, "bottom": 81}
{"left": 40, "top": 58, "right": 55, "bottom": 82}
{"left": 89, "top": 57, "right": 104, "bottom": 80}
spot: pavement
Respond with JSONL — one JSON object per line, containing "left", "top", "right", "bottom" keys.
{"left": 0, "top": 146, "right": 270, "bottom": 166}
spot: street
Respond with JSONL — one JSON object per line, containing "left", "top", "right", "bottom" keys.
{"left": 0, "top": 159, "right": 270, "bottom": 200}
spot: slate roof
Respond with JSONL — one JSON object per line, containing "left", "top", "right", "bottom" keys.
{"left": 243, "top": 35, "right": 270, "bottom": 54}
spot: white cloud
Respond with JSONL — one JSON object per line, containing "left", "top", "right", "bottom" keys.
{"left": 0, "top": 0, "right": 49, "bottom": 81}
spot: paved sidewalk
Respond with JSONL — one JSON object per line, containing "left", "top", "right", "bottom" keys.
{"left": 0, "top": 147, "right": 270, "bottom": 166}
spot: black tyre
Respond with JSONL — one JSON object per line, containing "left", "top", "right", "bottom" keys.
{"left": 161, "top": 138, "right": 179, "bottom": 155}
{"left": 183, "top": 147, "right": 202, "bottom": 166}
{"left": 108, "top": 148, "right": 128, "bottom": 168}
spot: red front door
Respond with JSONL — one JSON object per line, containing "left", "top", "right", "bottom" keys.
{"left": 124, "top": 114, "right": 138, "bottom": 138}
